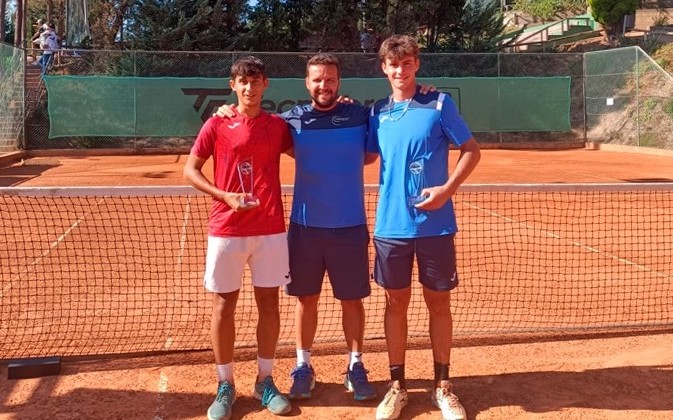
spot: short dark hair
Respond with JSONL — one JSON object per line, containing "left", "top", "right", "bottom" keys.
{"left": 378, "top": 35, "right": 419, "bottom": 62}
{"left": 306, "top": 53, "right": 340, "bottom": 77}
{"left": 230, "top": 56, "right": 266, "bottom": 80}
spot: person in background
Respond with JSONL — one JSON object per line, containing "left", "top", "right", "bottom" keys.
{"left": 369, "top": 34, "right": 481, "bottom": 420}
{"left": 30, "top": 19, "right": 47, "bottom": 62}
{"left": 183, "top": 55, "right": 293, "bottom": 420}
{"left": 37, "top": 24, "right": 60, "bottom": 75}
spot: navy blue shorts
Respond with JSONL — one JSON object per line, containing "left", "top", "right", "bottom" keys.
{"left": 286, "top": 222, "right": 371, "bottom": 300}
{"left": 373, "top": 235, "right": 459, "bottom": 292}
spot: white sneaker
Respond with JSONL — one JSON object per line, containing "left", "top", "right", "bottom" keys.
{"left": 431, "top": 380, "right": 466, "bottom": 420}
{"left": 375, "top": 380, "right": 408, "bottom": 420}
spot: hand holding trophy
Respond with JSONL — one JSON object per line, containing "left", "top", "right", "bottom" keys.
{"left": 407, "top": 159, "right": 428, "bottom": 207}
{"left": 237, "top": 157, "right": 260, "bottom": 208}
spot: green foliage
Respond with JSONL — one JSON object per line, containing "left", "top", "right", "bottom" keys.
{"left": 3, "top": 15, "right": 14, "bottom": 43}
{"left": 243, "top": 0, "right": 311, "bottom": 51}
{"left": 650, "top": 43, "right": 673, "bottom": 74}
{"left": 425, "top": 0, "right": 510, "bottom": 52}
{"left": 20, "top": 0, "right": 513, "bottom": 52}
{"left": 638, "top": 132, "right": 662, "bottom": 148}
{"left": 126, "top": 0, "right": 249, "bottom": 50}
{"left": 301, "top": 0, "right": 360, "bottom": 51}
{"left": 589, "top": 0, "right": 637, "bottom": 28}
{"left": 638, "top": 98, "right": 658, "bottom": 123}
{"left": 664, "top": 99, "right": 673, "bottom": 119}
{"left": 513, "top": 0, "right": 585, "bottom": 21}
{"left": 415, "top": 0, "right": 464, "bottom": 52}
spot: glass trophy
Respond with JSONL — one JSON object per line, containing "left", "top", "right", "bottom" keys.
{"left": 407, "top": 159, "right": 428, "bottom": 206}
{"left": 237, "top": 158, "right": 260, "bottom": 207}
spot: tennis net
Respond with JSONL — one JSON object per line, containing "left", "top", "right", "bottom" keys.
{"left": 1, "top": 183, "right": 672, "bottom": 359}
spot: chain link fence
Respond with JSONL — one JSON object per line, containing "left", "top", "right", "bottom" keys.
{"left": 0, "top": 43, "right": 24, "bottom": 152}
{"left": 19, "top": 47, "right": 673, "bottom": 151}
{"left": 585, "top": 46, "right": 673, "bottom": 150}
{"left": 23, "top": 50, "right": 585, "bottom": 150}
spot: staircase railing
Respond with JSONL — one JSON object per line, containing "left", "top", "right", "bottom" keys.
{"left": 501, "top": 15, "right": 597, "bottom": 50}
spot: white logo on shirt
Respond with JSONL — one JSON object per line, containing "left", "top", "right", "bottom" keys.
{"left": 379, "top": 115, "right": 391, "bottom": 123}
{"left": 304, "top": 118, "right": 317, "bottom": 125}
{"left": 331, "top": 116, "right": 350, "bottom": 126}
{"left": 227, "top": 122, "right": 241, "bottom": 129}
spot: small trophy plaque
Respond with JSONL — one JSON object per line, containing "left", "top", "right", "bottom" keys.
{"left": 237, "top": 157, "right": 260, "bottom": 207}
{"left": 407, "top": 159, "right": 428, "bottom": 206}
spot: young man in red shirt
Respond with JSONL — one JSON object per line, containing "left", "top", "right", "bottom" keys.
{"left": 184, "top": 56, "right": 293, "bottom": 420}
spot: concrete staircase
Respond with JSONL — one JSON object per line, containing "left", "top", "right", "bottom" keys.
{"left": 25, "top": 65, "right": 45, "bottom": 114}
{"left": 502, "top": 13, "right": 600, "bottom": 51}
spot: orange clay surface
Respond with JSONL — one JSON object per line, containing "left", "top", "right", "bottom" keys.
{"left": 1, "top": 147, "right": 673, "bottom": 420}
{"left": 2, "top": 148, "right": 673, "bottom": 187}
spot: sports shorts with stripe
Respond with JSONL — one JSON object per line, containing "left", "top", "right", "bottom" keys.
{"left": 373, "top": 234, "right": 459, "bottom": 292}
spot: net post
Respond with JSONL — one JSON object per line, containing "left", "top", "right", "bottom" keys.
{"left": 7, "top": 356, "right": 62, "bottom": 379}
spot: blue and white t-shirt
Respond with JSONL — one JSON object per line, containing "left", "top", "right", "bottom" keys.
{"left": 368, "top": 90, "right": 473, "bottom": 238}
{"left": 283, "top": 103, "right": 376, "bottom": 228}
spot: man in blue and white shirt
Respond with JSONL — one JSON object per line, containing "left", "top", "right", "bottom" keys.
{"left": 369, "top": 35, "right": 481, "bottom": 420}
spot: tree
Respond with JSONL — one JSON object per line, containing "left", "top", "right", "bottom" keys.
{"left": 302, "top": 0, "right": 360, "bottom": 51}
{"left": 589, "top": 0, "right": 637, "bottom": 43}
{"left": 415, "top": 0, "right": 466, "bottom": 52}
{"left": 244, "top": 0, "right": 310, "bottom": 51}
{"left": 87, "top": 0, "right": 135, "bottom": 48}
{"left": 14, "top": 0, "right": 512, "bottom": 52}
{"left": 125, "top": 0, "right": 248, "bottom": 50}
{"left": 3, "top": 14, "right": 15, "bottom": 43}
{"left": 453, "top": 0, "right": 510, "bottom": 52}
{"left": 1, "top": 0, "right": 6, "bottom": 41}
{"left": 13, "top": 0, "right": 22, "bottom": 46}
{"left": 360, "top": 0, "right": 418, "bottom": 39}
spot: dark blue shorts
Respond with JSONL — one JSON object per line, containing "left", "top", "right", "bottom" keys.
{"left": 286, "top": 222, "right": 371, "bottom": 300}
{"left": 373, "top": 235, "right": 459, "bottom": 292}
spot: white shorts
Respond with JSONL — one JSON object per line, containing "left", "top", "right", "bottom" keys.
{"left": 203, "top": 233, "right": 290, "bottom": 293}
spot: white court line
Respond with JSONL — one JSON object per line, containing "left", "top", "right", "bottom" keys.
{"left": 153, "top": 371, "right": 169, "bottom": 420}
{"left": 163, "top": 195, "right": 193, "bottom": 351}
{"left": 461, "top": 201, "right": 671, "bottom": 279}
{"left": 2, "top": 198, "right": 105, "bottom": 297}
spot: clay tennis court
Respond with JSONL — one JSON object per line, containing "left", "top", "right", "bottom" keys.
{"left": 1, "top": 145, "right": 673, "bottom": 420}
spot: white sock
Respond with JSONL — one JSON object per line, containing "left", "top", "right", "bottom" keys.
{"left": 297, "top": 349, "right": 312, "bottom": 367}
{"left": 216, "top": 363, "right": 234, "bottom": 383}
{"left": 349, "top": 352, "right": 363, "bottom": 370}
{"left": 257, "top": 356, "right": 274, "bottom": 381}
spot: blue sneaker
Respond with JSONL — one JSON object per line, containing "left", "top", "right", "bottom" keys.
{"left": 207, "top": 381, "right": 236, "bottom": 420}
{"left": 253, "top": 376, "right": 292, "bottom": 415}
{"left": 344, "top": 362, "right": 377, "bottom": 401}
{"left": 288, "top": 363, "right": 316, "bottom": 399}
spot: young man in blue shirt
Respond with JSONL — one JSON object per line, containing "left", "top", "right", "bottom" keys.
{"left": 369, "top": 35, "right": 481, "bottom": 420}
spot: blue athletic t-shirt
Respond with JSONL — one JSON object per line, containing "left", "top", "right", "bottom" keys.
{"left": 368, "top": 90, "right": 473, "bottom": 238}
{"left": 283, "top": 103, "right": 375, "bottom": 228}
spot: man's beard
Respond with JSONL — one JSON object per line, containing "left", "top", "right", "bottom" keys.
{"left": 312, "top": 92, "right": 337, "bottom": 109}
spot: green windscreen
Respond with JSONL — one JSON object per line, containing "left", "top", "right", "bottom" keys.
{"left": 1, "top": 43, "right": 24, "bottom": 147}
{"left": 44, "top": 76, "right": 570, "bottom": 138}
